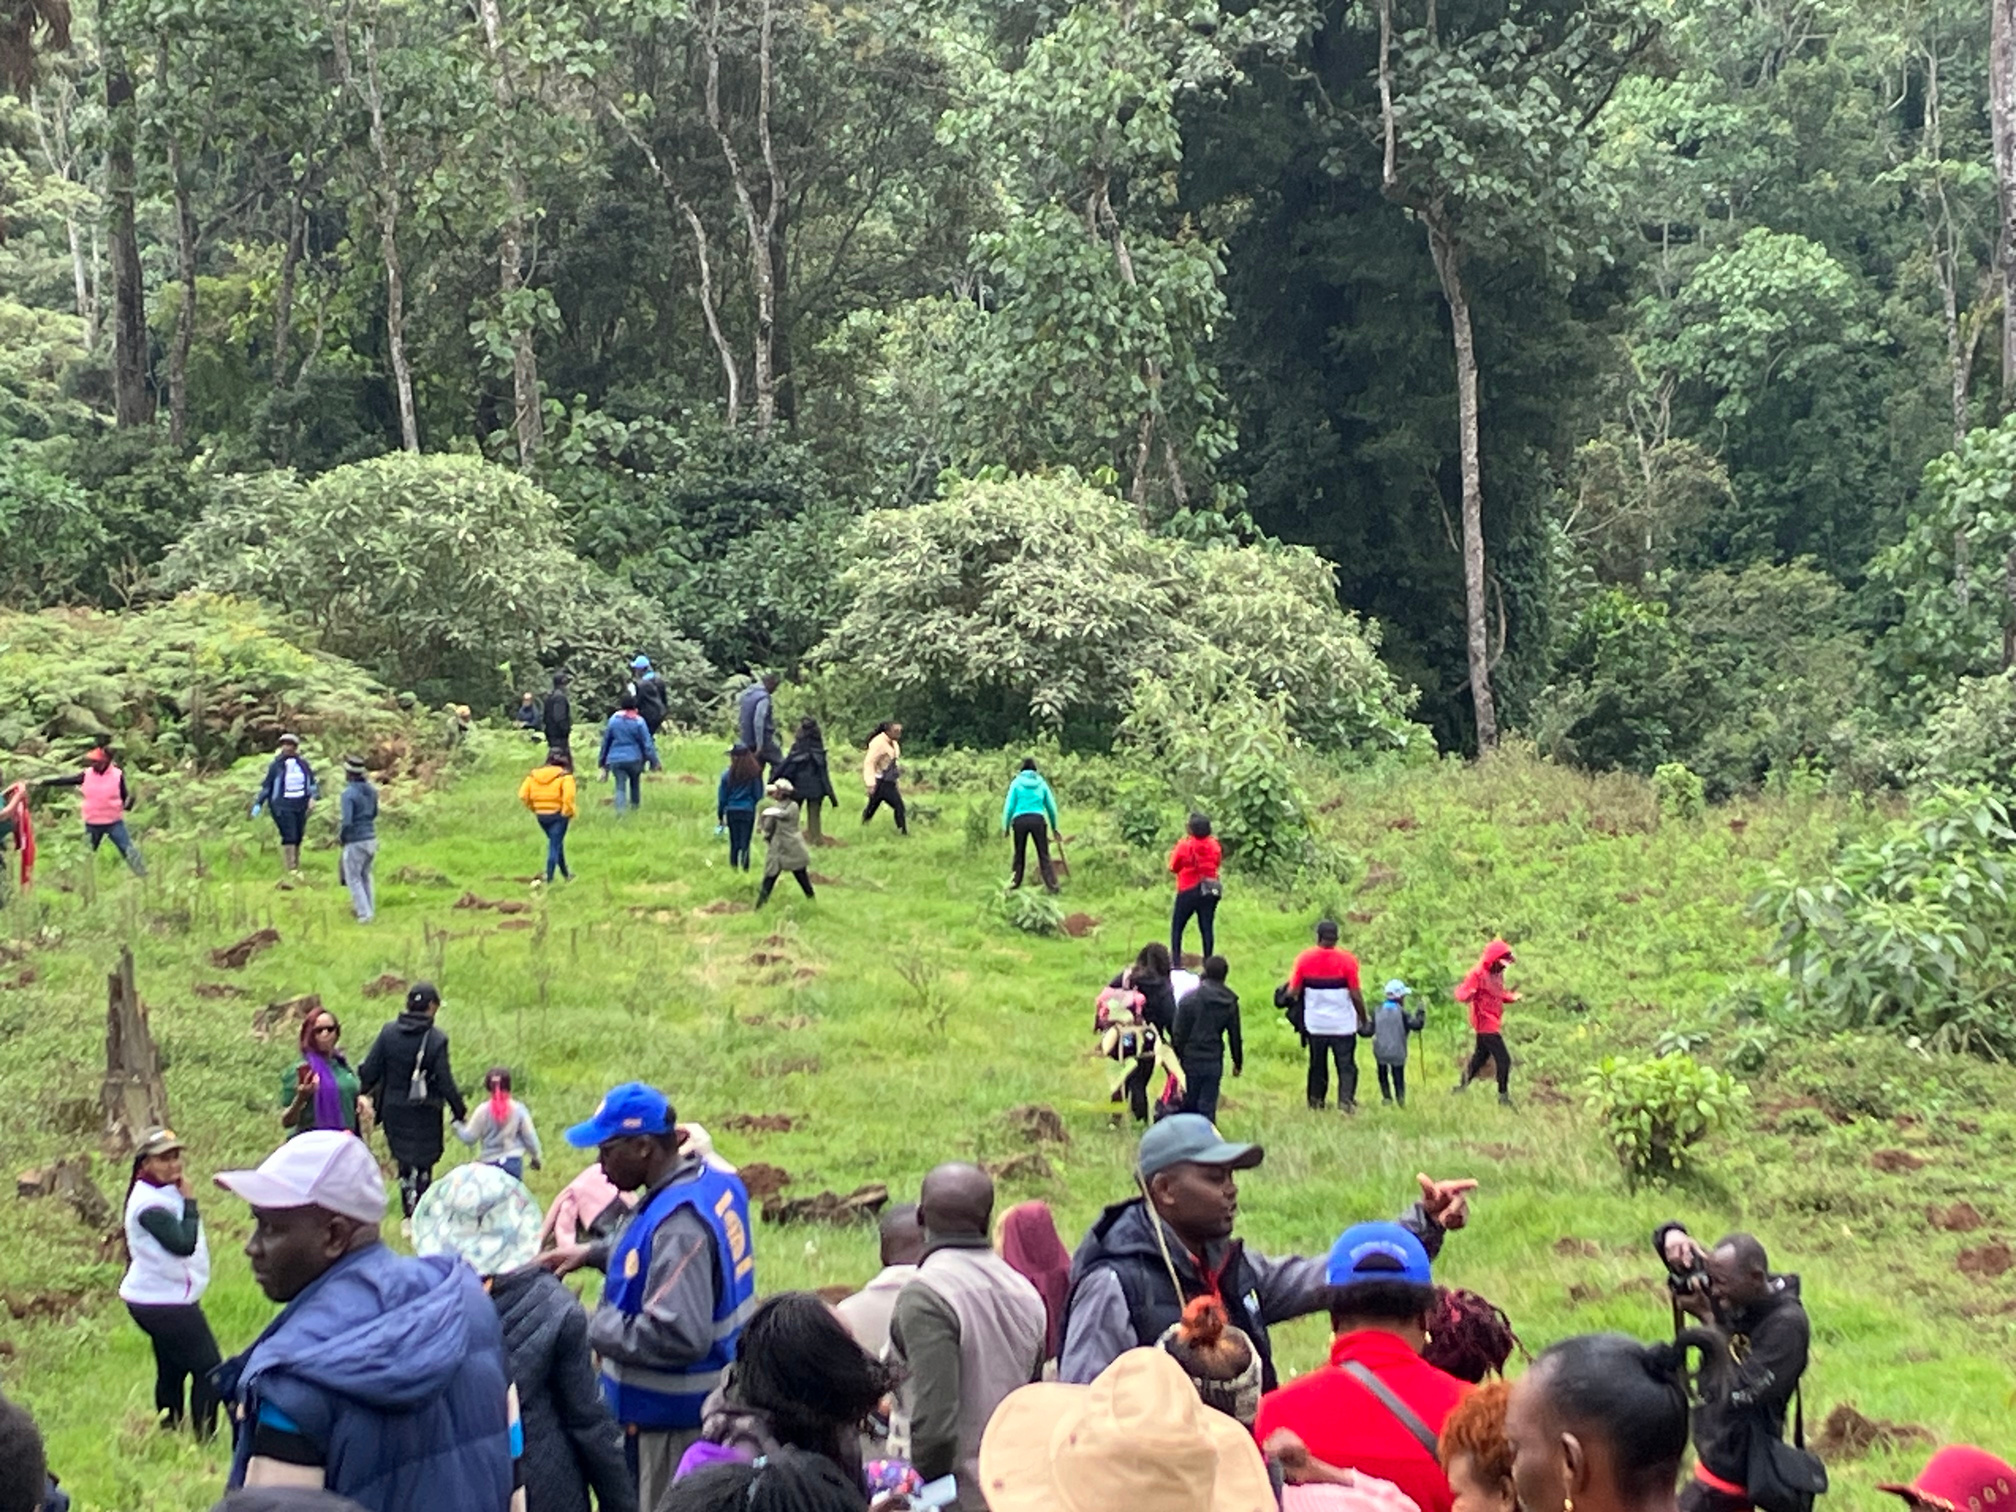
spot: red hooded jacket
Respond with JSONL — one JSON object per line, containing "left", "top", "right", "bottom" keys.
{"left": 1455, "top": 939, "right": 1516, "bottom": 1033}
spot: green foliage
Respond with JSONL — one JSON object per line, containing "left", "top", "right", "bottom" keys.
{"left": 1114, "top": 791, "right": 1165, "bottom": 851}
{"left": 816, "top": 472, "right": 1418, "bottom": 752}
{"left": 159, "top": 454, "right": 713, "bottom": 712}
{"left": 1584, "top": 1052, "right": 1745, "bottom": 1185}
{"left": 1762, "top": 789, "right": 2016, "bottom": 1057}
{"left": 1653, "top": 762, "right": 1704, "bottom": 822}
{"left": 0, "top": 440, "right": 104, "bottom": 605}
{"left": 994, "top": 881, "right": 1066, "bottom": 936}
{"left": 1913, "top": 671, "right": 2016, "bottom": 802}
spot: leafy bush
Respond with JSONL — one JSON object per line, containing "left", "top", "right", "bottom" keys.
{"left": 0, "top": 441, "right": 104, "bottom": 606}
{"left": 1584, "top": 1052, "right": 1746, "bottom": 1185}
{"left": 994, "top": 884, "right": 1066, "bottom": 936}
{"left": 1653, "top": 762, "right": 1704, "bottom": 822}
{"left": 1761, "top": 788, "right": 2016, "bottom": 1057}
{"left": 1913, "top": 671, "right": 2016, "bottom": 802}
{"left": 815, "top": 472, "right": 1419, "bottom": 751}
{"left": 1115, "top": 791, "right": 1166, "bottom": 851}
{"left": 159, "top": 454, "right": 714, "bottom": 712}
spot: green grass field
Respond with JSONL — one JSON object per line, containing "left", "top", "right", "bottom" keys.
{"left": 0, "top": 733, "right": 2011, "bottom": 1511}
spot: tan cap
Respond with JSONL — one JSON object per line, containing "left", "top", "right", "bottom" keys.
{"left": 977, "top": 1348, "right": 1275, "bottom": 1512}
{"left": 135, "top": 1127, "right": 185, "bottom": 1159}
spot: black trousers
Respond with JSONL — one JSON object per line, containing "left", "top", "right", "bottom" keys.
{"left": 397, "top": 1160, "right": 434, "bottom": 1218}
{"left": 1116, "top": 1058, "right": 1156, "bottom": 1123}
{"left": 1307, "top": 1033, "right": 1359, "bottom": 1108}
{"left": 126, "top": 1302, "right": 222, "bottom": 1436}
{"left": 1180, "top": 1070, "right": 1223, "bottom": 1123}
{"left": 1465, "top": 1032, "right": 1512, "bottom": 1094}
{"left": 1010, "top": 814, "right": 1058, "bottom": 890}
{"left": 757, "top": 869, "right": 815, "bottom": 905}
{"left": 863, "top": 777, "right": 906, "bottom": 833}
{"left": 1377, "top": 1063, "right": 1407, "bottom": 1103}
{"left": 1170, "top": 886, "right": 1219, "bottom": 959}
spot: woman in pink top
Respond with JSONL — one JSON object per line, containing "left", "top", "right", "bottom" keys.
{"left": 41, "top": 745, "right": 146, "bottom": 875}
{"left": 1168, "top": 812, "right": 1224, "bottom": 960}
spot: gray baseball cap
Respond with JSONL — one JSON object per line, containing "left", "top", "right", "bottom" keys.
{"left": 1137, "top": 1114, "right": 1263, "bottom": 1181}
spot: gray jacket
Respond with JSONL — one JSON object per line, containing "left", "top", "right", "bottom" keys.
{"left": 737, "top": 684, "right": 777, "bottom": 755}
{"left": 758, "top": 801, "right": 810, "bottom": 875}
{"left": 1372, "top": 998, "right": 1425, "bottom": 1065}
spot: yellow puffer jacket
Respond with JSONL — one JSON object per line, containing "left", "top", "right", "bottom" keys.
{"left": 518, "top": 765, "right": 577, "bottom": 818}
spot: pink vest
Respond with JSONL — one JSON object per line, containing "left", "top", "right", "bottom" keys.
{"left": 81, "top": 764, "right": 125, "bottom": 825}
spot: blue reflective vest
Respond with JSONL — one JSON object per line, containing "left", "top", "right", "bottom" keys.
{"left": 600, "top": 1165, "right": 757, "bottom": 1429}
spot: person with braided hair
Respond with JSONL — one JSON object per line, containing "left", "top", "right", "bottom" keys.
{"left": 1503, "top": 1332, "right": 1700, "bottom": 1512}
{"left": 1421, "top": 1288, "right": 1520, "bottom": 1384}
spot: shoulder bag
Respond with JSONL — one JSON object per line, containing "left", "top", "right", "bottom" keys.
{"left": 1747, "top": 1386, "right": 1828, "bottom": 1512}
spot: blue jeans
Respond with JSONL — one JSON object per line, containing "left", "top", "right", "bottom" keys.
{"left": 486, "top": 1156, "right": 525, "bottom": 1181}
{"left": 724, "top": 810, "right": 755, "bottom": 870}
{"left": 609, "top": 763, "right": 643, "bottom": 813}
{"left": 86, "top": 820, "right": 146, "bottom": 876}
{"left": 537, "top": 812, "right": 570, "bottom": 881}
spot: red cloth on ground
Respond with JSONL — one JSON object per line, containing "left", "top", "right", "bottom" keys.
{"left": 1254, "top": 1331, "right": 1471, "bottom": 1512}
{"left": 1169, "top": 835, "right": 1223, "bottom": 894}
{"left": 1454, "top": 940, "right": 1515, "bottom": 1033}
{"left": 998, "top": 1200, "right": 1073, "bottom": 1360}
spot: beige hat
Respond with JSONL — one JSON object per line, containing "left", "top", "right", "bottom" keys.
{"left": 978, "top": 1348, "right": 1276, "bottom": 1512}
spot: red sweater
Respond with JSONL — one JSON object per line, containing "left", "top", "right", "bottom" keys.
{"left": 1254, "top": 1332, "right": 1470, "bottom": 1512}
{"left": 1169, "top": 835, "right": 1223, "bottom": 893}
{"left": 1455, "top": 940, "right": 1517, "bottom": 1033}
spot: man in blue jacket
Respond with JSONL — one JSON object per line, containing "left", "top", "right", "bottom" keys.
{"left": 543, "top": 1083, "right": 756, "bottom": 1512}
{"left": 212, "top": 1130, "right": 518, "bottom": 1512}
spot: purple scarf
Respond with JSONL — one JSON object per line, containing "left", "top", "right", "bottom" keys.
{"left": 304, "top": 1050, "right": 345, "bottom": 1130}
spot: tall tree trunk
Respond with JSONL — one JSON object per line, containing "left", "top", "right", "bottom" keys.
{"left": 1426, "top": 214, "right": 1499, "bottom": 750}
{"left": 1924, "top": 46, "right": 1973, "bottom": 447}
{"left": 359, "top": 23, "right": 417, "bottom": 451}
{"left": 1993, "top": 0, "right": 2016, "bottom": 403}
{"left": 474, "top": 0, "right": 541, "bottom": 465}
{"left": 702, "top": 0, "right": 778, "bottom": 434}
{"left": 272, "top": 186, "right": 304, "bottom": 389}
{"left": 165, "top": 127, "right": 197, "bottom": 449}
{"left": 104, "top": 50, "right": 151, "bottom": 427}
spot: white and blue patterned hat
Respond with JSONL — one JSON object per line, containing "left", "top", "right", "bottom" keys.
{"left": 412, "top": 1162, "right": 541, "bottom": 1276}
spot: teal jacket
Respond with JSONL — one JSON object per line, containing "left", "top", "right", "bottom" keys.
{"left": 1002, "top": 770, "right": 1060, "bottom": 832}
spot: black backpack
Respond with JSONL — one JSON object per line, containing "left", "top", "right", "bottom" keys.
{"left": 635, "top": 673, "right": 668, "bottom": 726}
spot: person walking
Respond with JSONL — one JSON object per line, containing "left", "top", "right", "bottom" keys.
{"left": 1286, "top": 920, "right": 1367, "bottom": 1113}
{"left": 738, "top": 674, "right": 783, "bottom": 774}
{"left": 252, "top": 734, "right": 318, "bottom": 880}
{"left": 1168, "top": 813, "right": 1223, "bottom": 961}
{"left": 540, "top": 1082, "right": 758, "bottom": 1512}
{"left": 212, "top": 1131, "right": 518, "bottom": 1512}
{"left": 717, "top": 746, "right": 763, "bottom": 872}
{"left": 282, "top": 1008, "right": 364, "bottom": 1137}
{"left": 120, "top": 1128, "right": 221, "bottom": 1438}
{"left": 453, "top": 1068, "right": 544, "bottom": 1181}
{"left": 1102, "top": 942, "right": 1179, "bottom": 1124}
{"left": 357, "top": 982, "right": 466, "bottom": 1220}
{"left": 1001, "top": 758, "right": 1061, "bottom": 893}
{"left": 628, "top": 655, "right": 670, "bottom": 737}
{"left": 413, "top": 1162, "right": 636, "bottom": 1512}
{"left": 598, "top": 696, "right": 661, "bottom": 816}
{"left": 888, "top": 1163, "right": 1047, "bottom": 1511}
{"left": 772, "top": 717, "right": 835, "bottom": 845}
{"left": 757, "top": 780, "right": 815, "bottom": 907}
{"left": 1374, "top": 980, "right": 1426, "bottom": 1107}
{"left": 337, "top": 757, "right": 379, "bottom": 924}
{"left": 1171, "top": 955, "right": 1242, "bottom": 1123}
{"left": 861, "top": 722, "right": 906, "bottom": 834}
{"left": 543, "top": 671, "right": 575, "bottom": 754}
{"left": 1454, "top": 940, "right": 1518, "bottom": 1105}
{"left": 519, "top": 748, "right": 578, "bottom": 884}
{"left": 39, "top": 745, "right": 146, "bottom": 877}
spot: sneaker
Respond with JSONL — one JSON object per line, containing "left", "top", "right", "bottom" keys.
{"left": 1307, "top": 1099, "right": 1326, "bottom": 1112}
{"left": 1340, "top": 1102, "right": 1358, "bottom": 1116}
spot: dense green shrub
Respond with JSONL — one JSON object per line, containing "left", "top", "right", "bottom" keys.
{"left": 1584, "top": 1052, "right": 1746, "bottom": 1185}
{"left": 1653, "top": 762, "right": 1704, "bottom": 822}
{"left": 995, "top": 883, "right": 1066, "bottom": 936}
{"left": 160, "top": 454, "right": 713, "bottom": 713}
{"left": 1761, "top": 788, "right": 2016, "bottom": 1057}
{"left": 1913, "top": 671, "right": 2016, "bottom": 801}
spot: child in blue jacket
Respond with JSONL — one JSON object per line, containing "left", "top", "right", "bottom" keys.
{"left": 716, "top": 745, "right": 764, "bottom": 870}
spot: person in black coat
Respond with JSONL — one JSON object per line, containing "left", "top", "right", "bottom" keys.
{"left": 493, "top": 1267, "right": 637, "bottom": 1512}
{"left": 772, "top": 717, "right": 836, "bottom": 845}
{"left": 356, "top": 981, "right": 466, "bottom": 1217}
{"left": 1171, "top": 955, "right": 1243, "bottom": 1123}
{"left": 543, "top": 672, "right": 575, "bottom": 755}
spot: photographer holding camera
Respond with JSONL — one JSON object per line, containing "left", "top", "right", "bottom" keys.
{"left": 1654, "top": 1223, "right": 1820, "bottom": 1512}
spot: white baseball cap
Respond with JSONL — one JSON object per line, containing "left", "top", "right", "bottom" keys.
{"left": 215, "top": 1130, "right": 387, "bottom": 1224}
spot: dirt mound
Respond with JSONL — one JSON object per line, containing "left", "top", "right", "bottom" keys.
{"left": 1870, "top": 1149, "right": 1928, "bottom": 1173}
{"left": 1060, "top": 913, "right": 1101, "bottom": 938}
{"left": 0, "top": 966, "right": 36, "bottom": 990}
{"left": 739, "top": 1162, "right": 793, "bottom": 1199}
{"left": 497, "top": 919, "right": 535, "bottom": 931}
{"left": 1006, "top": 1105, "right": 1070, "bottom": 1145}
{"left": 762, "top": 1183, "right": 889, "bottom": 1226}
{"left": 361, "top": 973, "right": 407, "bottom": 999}
{"left": 212, "top": 928, "right": 280, "bottom": 969}
{"left": 676, "top": 773, "right": 701, "bottom": 785}
{"left": 747, "top": 951, "right": 790, "bottom": 966}
{"left": 808, "top": 872, "right": 841, "bottom": 886}
{"left": 192, "top": 981, "right": 249, "bottom": 1000}
{"left": 986, "top": 1152, "right": 1054, "bottom": 1183}
{"left": 1957, "top": 1242, "right": 2013, "bottom": 1278}
{"left": 251, "top": 993, "right": 321, "bottom": 1041}
{"left": 1553, "top": 1237, "right": 1602, "bottom": 1258}
{"left": 722, "top": 1114, "right": 798, "bottom": 1134}
{"left": 697, "top": 900, "right": 753, "bottom": 916}
{"left": 1, "top": 1290, "right": 87, "bottom": 1322}
{"left": 454, "top": 891, "right": 526, "bottom": 912}
{"left": 1930, "top": 1201, "right": 1984, "bottom": 1232}
{"left": 1812, "top": 1403, "right": 1934, "bottom": 1459}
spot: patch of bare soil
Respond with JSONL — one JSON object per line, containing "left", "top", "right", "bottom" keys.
{"left": 986, "top": 1152, "right": 1054, "bottom": 1183}
{"left": 0, "top": 967, "right": 35, "bottom": 989}
{"left": 738, "top": 1162, "right": 793, "bottom": 1200}
{"left": 361, "top": 973, "right": 407, "bottom": 998}
{"left": 1869, "top": 1149, "right": 1928, "bottom": 1173}
{"left": 1060, "top": 913, "right": 1101, "bottom": 938}
{"left": 1006, "top": 1105, "right": 1070, "bottom": 1145}
{"left": 251, "top": 994, "right": 321, "bottom": 1042}
{"left": 192, "top": 982, "right": 250, "bottom": 1000}
{"left": 497, "top": 919, "right": 535, "bottom": 931}
{"left": 696, "top": 900, "right": 752, "bottom": 916}
{"left": 1930, "top": 1201, "right": 1984, "bottom": 1233}
{"left": 722, "top": 1113, "right": 798, "bottom": 1133}
{"left": 762, "top": 1183, "right": 889, "bottom": 1226}
{"left": 1957, "top": 1242, "right": 2013, "bottom": 1279}
{"left": 1812, "top": 1403, "right": 1934, "bottom": 1460}
{"left": 808, "top": 872, "right": 841, "bottom": 886}
{"left": 211, "top": 928, "right": 280, "bottom": 969}
{"left": 1, "top": 1290, "right": 87, "bottom": 1322}
{"left": 675, "top": 773, "right": 701, "bottom": 785}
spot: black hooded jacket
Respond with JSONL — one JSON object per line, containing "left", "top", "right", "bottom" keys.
{"left": 1691, "top": 1274, "right": 1810, "bottom": 1482}
{"left": 356, "top": 1011, "right": 465, "bottom": 1166}
{"left": 490, "top": 1268, "right": 636, "bottom": 1512}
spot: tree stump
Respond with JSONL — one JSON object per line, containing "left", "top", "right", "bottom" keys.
{"left": 101, "top": 948, "right": 167, "bottom": 1153}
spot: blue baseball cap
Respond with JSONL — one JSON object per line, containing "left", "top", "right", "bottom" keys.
{"left": 631, "top": 655, "right": 652, "bottom": 670}
{"left": 1384, "top": 979, "right": 1411, "bottom": 1000}
{"left": 565, "top": 1082, "right": 677, "bottom": 1148}
{"left": 1325, "top": 1221, "right": 1433, "bottom": 1288}
{"left": 1137, "top": 1113, "right": 1264, "bottom": 1181}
